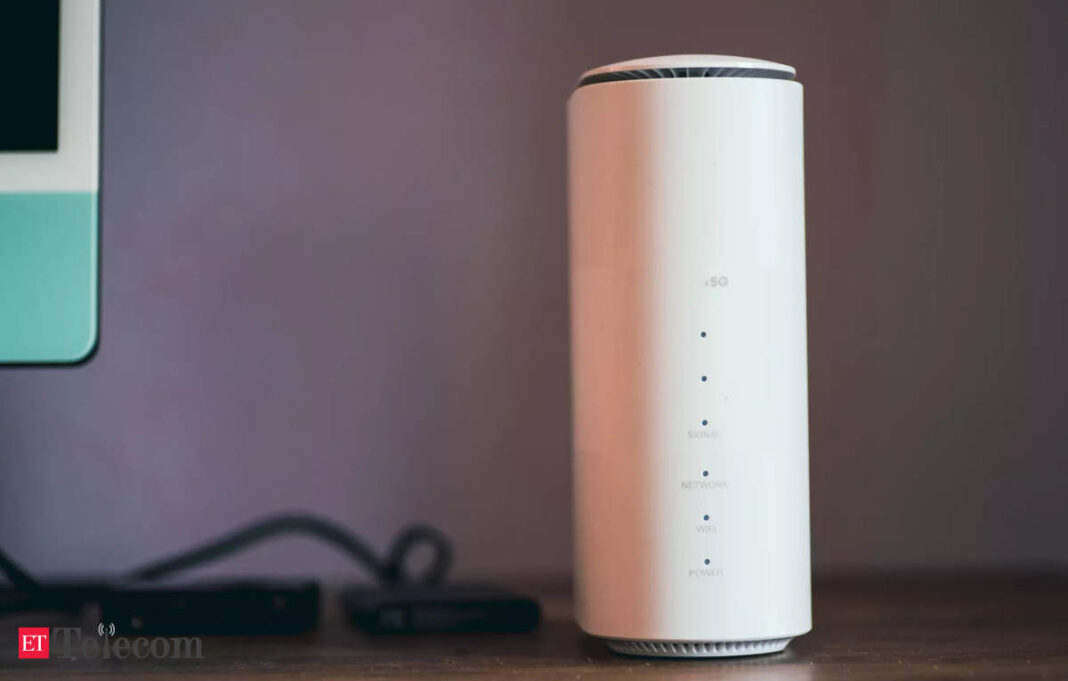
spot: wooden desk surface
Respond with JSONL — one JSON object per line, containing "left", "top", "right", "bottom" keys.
{"left": 2, "top": 575, "right": 1066, "bottom": 680}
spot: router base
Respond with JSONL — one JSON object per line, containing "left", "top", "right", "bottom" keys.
{"left": 605, "top": 636, "right": 793, "bottom": 658}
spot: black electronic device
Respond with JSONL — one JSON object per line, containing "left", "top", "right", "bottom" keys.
{"left": 0, "top": 513, "right": 456, "bottom": 637}
{"left": 99, "top": 580, "right": 320, "bottom": 636}
{"left": 343, "top": 583, "right": 540, "bottom": 635}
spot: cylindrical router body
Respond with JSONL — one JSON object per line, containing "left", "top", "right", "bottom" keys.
{"left": 568, "top": 55, "right": 811, "bottom": 657}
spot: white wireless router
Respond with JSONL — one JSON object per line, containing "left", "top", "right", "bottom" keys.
{"left": 568, "top": 55, "right": 811, "bottom": 657}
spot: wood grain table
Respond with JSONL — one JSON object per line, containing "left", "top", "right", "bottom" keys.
{"left": 2, "top": 575, "right": 1066, "bottom": 679}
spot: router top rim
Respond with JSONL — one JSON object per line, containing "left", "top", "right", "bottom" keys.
{"left": 580, "top": 55, "right": 795, "bottom": 80}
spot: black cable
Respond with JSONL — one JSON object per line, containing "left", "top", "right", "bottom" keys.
{"left": 0, "top": 546, "right": 41, "bottom": 592}
{"left": 0, "top": 513, "right": 453, "bottom": 614}
{"left": 123, "top": 513, "right": 452, "bottom": 586}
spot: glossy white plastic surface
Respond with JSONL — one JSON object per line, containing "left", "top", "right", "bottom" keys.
{"left": 568, "top": 58, "right": 811, "bottom": 655}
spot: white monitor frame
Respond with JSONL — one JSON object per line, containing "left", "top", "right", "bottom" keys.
{"left": 0, "top": 0, "right": 101, "bottom": 193}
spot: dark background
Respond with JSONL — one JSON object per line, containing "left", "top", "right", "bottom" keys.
{"left": 0, "top": 0, "right": 1065, "bottom": 581}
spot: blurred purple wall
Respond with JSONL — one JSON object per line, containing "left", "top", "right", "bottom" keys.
{"left": 1, "top": 0, "right": 1065, "bottom": 579}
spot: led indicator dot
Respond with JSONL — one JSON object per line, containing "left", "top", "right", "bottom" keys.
{"left": 701, "top": 419, "right": 708, "bottom": 426}
{"left": 702, "top": 470, "right": 709, "bottom": 477}
{"left": 701, "top": 375, "right": 708, "bottom": 382}
{"left": 703, "top": 514, "right": 710, "bottom": 521}
{"left": 704, "top": 559, "right": 711, "bottom": 565}
{"left": 700, "top": 331, "right": 707, "bottom": 338}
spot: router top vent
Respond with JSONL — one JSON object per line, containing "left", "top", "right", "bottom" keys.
{"left": 575, "top": 54, "right": 796, "bottom": 90}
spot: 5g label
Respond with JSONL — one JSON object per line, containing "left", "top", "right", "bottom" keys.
{"left": 703, "top": 276, "right": 729, "bottom": 288}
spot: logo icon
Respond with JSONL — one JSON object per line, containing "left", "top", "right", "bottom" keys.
{"left": 97, "top": 622, "right": 116, "bottom": 637}
{"left": 18, "top": 628, "right": 49, "bottom": 659}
